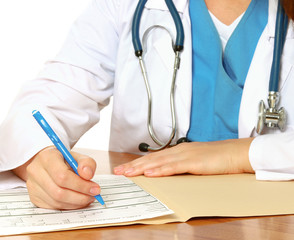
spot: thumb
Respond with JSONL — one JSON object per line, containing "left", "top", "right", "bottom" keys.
{"left": 71, "top": 151, "right": 97, "bottom": 181}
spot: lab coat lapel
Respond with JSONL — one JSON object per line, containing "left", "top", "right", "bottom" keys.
{"left": 238, "top": 30, "right": 271, "bottom": 138}
{"left": 239, "top": 0, "right": 294, "bottom": 138}
{"left": 174, "top": 3, "right": 192, "bottom": 138}
{"left": 238, "top": 3, "right": 273, "bottom": 137}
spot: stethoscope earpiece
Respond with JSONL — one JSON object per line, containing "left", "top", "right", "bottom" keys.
{"left": 139, "top": 137, "right": 189, "bottom": 152}
{"left": 176, "top": 137, "right": 189, "bottom": 144}
{"left": 138, "top": 143, "right": 150, "bottom": 152}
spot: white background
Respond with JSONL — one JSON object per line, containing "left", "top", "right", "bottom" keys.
{"left": 0, "top": 0, "right": 112, "bottom": 150}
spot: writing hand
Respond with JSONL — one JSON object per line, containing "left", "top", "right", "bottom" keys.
{"left": 13, "top": 146, "right": 100, "bottom": 209}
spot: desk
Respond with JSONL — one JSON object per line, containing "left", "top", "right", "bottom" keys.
{"left": 2, "top": 150, "right": 294, "bottom": 240}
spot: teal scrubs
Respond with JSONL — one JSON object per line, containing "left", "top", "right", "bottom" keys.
{"left": 187, "top": 0, "right": 268, "bottom": 142}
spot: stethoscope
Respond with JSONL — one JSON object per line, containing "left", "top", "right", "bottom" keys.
{"left": 132, "top": 0, "right": 288, "bottom": 152}
{"left": 256, "top": 2, "right": 288, "bottom": 134}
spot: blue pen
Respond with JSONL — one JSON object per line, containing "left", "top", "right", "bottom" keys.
{"left": 32, "top": 110, "right": 105, "bottom": 207}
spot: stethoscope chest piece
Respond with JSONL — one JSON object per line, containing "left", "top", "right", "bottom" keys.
{"left": 256, "top": 1, "right": 288, "bottom": 135}
{"left": 256, "top": 92, "right": 286, "bottom": 134}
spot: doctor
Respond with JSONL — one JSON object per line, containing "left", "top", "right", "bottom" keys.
{"left": 0, "top": 0, "right": 294, "bottom": 210}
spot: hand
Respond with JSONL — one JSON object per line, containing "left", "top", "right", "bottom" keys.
{"left": 13, "top": 146, "right": 100, "bottom": 210}
{"left": 114, "top": 138, "right": 254, "bottom": 177}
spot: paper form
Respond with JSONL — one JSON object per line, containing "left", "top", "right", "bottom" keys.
{"left": 0, "top": 175, "right": 173, "bottom": 236}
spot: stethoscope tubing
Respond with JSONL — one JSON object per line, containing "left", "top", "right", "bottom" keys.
{"left": 165, "top": 0, "right": 184, "bottom": 51}
{"left": 132, "top": 0, "right": 184, "bottom": 57}
{"left": 132, "top": 0, "right": 146, "bottom": 57}
{"left": 269, "top": 1, "right": 288, "bottom": 92}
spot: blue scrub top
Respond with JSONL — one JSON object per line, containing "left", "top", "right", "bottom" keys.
{"left": 187, "top": 0, "right": 268, "bottom": 142}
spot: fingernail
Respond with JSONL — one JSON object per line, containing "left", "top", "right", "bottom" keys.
{"left": 90, "top": 186, "right": 100, "bottom": 195}
{"left": 114, "top": 165, "right": 124, "bottom": 174}
{"left": 124, "top": 168, "right": 134, "bottom": 175}
{"left": 144, "top": 169, "right": 154, "bottom": 175}
{"left": 83, "top": 166, "right": 93, "bottom": 176}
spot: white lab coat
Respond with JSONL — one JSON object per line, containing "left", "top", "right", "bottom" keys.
{"left": 0, "top": 0, "right": 294, "bottom": 180}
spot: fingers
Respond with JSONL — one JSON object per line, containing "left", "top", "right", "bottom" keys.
{"left": 72, "top": 152, "right": 97, "bottom": 181}
{"left": 143, "top": 161, "right": 189, "bottom": 177}
{"left": 26, "top": 147, "right": 100, "bottom": 209}
{"left": 45, "top": 160, "right": 101, "bottom": 197}
{"left": 26, "top": 168, "right": 95, "bottom": 210}
{"left": 114, "top": 147, "right": 182, "bottom": 177}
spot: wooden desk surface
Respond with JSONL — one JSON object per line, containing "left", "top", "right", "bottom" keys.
{"left": 2, "top": 150, "right": 294, "bottom": 240}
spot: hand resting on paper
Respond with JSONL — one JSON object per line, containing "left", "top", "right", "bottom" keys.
{"left": 12, "top": 146, "right": 100, "bottom": 209}
{"left": 114, "top": 138, "right": 255, "bottom": 177}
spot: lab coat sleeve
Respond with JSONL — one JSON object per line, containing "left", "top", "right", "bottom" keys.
{"left": 249, "top": 131, "right": 294, "bottom": 180}
{"left": 0, "top": 0, "right": 120, "bottom": 171}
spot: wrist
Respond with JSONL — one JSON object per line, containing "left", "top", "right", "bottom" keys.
{"left": 230, "top": 138, "right": 254, "bottom": 173}
{"left": 12, "top": 146, "right": 55, "bottom": 181}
